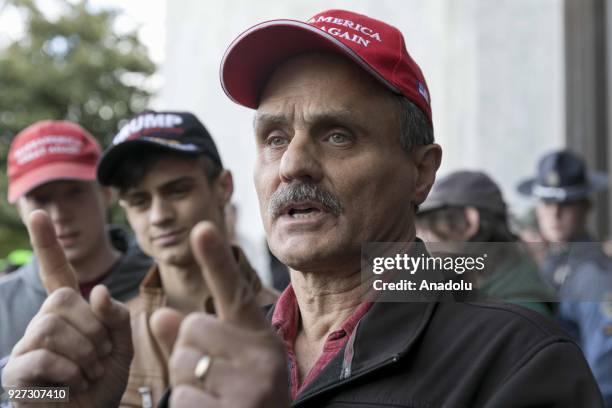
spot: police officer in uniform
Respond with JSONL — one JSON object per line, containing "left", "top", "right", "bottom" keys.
{"left": 518, "top": 150, "right": 612, "bottom": 405}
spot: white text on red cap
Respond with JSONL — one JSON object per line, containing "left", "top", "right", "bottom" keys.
{"left": 308, "top": 15, "right": 382, "bottom": 48}
{"left": 114, "top": 113, "right": 183, "bottom": 145}
{"left": 13, "top": 136, "right": 84, "bottom": 166}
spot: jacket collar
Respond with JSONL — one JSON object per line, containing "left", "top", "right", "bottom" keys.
{"left": 265, "top": 239, "right": 444, "bottom": 405}
{"left": 264, "top": 296, "right": 438, "bottom": 406}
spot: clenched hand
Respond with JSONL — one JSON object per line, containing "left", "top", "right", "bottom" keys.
{"left": 151, "top": 221, "right": 290, "bottom": 407}
{"left": 1, "top": 210, "right": 133, "bottom": 408}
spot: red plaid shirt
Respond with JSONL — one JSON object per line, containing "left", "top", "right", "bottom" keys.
{"left": 271, "top": 285, "right": 372, "bottom": 400}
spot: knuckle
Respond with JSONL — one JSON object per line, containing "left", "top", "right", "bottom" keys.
{"left": 65, "top": 362, "right": 81, "bottom": 384}
{"left": 48, "top": 287, "right": 79, "bottom": 309}
{"left": 31, "top": 350, "right": 54, "bottom": 379}
{"left": 41, "top": 332, "right": 56, "bottom": 352}
{"left": 76, "top": 336, "right": 95, "bottom": 360}
{"left": 36, "top": 313, "right": 62, "bottom": 334}
{"left": 180, "top": 313, "right": 213, "bottom": 340}
{"left": 30, "top": 314, "right": 63, "bottom": 351}
{"left": 87, "top": 321, "right": 107, "bottom": 340}
{"left": 183, "top": 313, "right": 207, "bottom": 332}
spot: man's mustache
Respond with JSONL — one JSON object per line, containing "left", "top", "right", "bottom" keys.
{"left": 268, "top": 182, "right": 344, "bottom": 219}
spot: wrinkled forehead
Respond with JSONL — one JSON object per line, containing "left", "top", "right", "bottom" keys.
{"left": 254, "top": 53, "right": 397, "bottom": 129}
{"left": 254, "top": 106, "right": 361, "bottom": 131}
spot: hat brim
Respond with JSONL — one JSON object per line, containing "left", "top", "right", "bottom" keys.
{"left": 8, "top": 162, "right": 97, "bottom": 203}
{"left": 517, "top": 171, "right": 608, "bottom": 202}
{"left": 220, "top": 19, "right": 400, "bottom": 109}
{"left": 417, "top": 199, "right": 448, "bottom": 215}
{"left": 97, "top": 139, "right": 202, "bottom": 186}
{"left": 418, "top": 199, "right": 507, "bottom": 216}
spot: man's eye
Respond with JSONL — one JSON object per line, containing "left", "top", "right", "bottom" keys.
{"left": 266, "top": 135, "right": 288, "bottom": 147}
{"left": 328, "top": 132, "right": 352, "bottom": 145}
{"left": 127, "top": 196, "right": 149, "bottom": 208}
{"left": 169, "top": 186, "right": 190, "bottom": 197}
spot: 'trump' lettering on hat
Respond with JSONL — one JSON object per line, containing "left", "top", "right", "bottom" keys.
{"left": 308, "top": 15, "right": 382, "bottom": 47}
{"left": 12, "top": 135, "right": 84, "bottom": 165}
{"left": 114, "top": 113, "right": 184, "bottom": 145}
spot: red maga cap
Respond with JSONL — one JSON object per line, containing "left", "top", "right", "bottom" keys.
{"left": 220, "top": 9, "right": 432, "bottom": 124}
{"left": 7, "top": 120, "right": 101, "bottom": 203}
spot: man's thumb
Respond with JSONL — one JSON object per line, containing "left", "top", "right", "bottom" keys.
{"left": 90, "top": 285, "right": 133, "bottom": 358}
{"left": 151, "top": 308, "right": 184, "bottom": 361}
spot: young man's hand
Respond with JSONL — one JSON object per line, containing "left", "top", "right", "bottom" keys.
{"left": 1, "top": 210, "right": 132, "bottom": 408}
{"left": 151, "top": 221, "right": 290, "bottom": 408}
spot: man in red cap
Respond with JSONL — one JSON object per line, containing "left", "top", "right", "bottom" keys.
{"left": 150, "top": 9, "right": 600, "bottom": 407}
{"left": 1, "top": 10, "right": 605, "bottom": 408}
{"left": 0, "top": 120, "right": 150, "bottom": 367}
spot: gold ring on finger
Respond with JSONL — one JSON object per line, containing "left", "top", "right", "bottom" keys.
{"left": 194, "top": 355, "right": 212, "bottom": 382}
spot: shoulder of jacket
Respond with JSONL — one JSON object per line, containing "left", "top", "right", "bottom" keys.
{"left": 439, "top": 301, "right": 571, "bottom": 341}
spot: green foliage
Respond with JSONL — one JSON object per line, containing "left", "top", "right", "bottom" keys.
{"left": 0, "top": 0, "right": 155, "bottom": 258}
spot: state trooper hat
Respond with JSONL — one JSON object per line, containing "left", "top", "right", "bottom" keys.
{"left": 517, "top": 150, "right": 608, "bottom": 203}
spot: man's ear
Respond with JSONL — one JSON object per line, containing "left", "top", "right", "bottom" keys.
{"left": 214, "top": 170, "right": 234, "bottom": 207}
{"left": 463, "top": 207, "right": 481, "bottom": 240}
{"left": 412, "top": 144, "right": 442, "bottom": 206}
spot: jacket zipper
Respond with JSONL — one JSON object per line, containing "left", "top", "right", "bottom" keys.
{"left": 293, "top": 353, "right": 402, "bottom": 406}
{"left": 138, "top": 386, "right": 153, "bottom": 408}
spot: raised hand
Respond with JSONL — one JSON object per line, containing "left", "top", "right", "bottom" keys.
{"left": 151, "top": 221, "right": 290, "bottom": 407}
{"left": 1, "top": 210, "right": 133, "bottom": 408}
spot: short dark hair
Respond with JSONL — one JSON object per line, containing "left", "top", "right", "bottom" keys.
{"left": 108, "top": 145, "right": 223, "bottom": 193}
{"left": 395, "top": 95, "right": 434, "bottom": 213}
{"left": 396, "top": 95, "right": 434, "bottom": 153}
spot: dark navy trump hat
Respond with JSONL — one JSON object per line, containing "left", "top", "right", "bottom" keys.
{"left": 517, "top": 150, "right": 608, "bottom": 202}
{"left": 97, "top": 111, "right": 222, "bottom": 186}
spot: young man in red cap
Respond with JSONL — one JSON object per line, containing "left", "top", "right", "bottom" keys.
{"left": 1, "top": 10, "right": 604, "bottom": 408}
{"left": 0, "top": 121, "right": 150, "bottom": 383}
